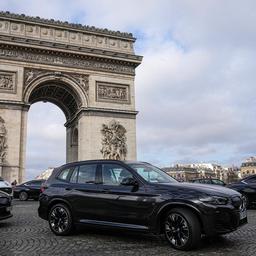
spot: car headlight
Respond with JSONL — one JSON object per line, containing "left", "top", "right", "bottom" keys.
{"left": 0, "top": 197, "right": 9, "bottom": 205}
{"left": 199, "top": 196, "right": 229, "bottom": 205}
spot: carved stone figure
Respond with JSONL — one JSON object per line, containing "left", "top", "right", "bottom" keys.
{"left": 0, "top": 116, "right": 7, "bottom": 163}
{"left": 78, "top": 75, "right": 89, "bottom": 91}
{"left": 0, "top": 74, "right": 13, "bottom": 90}
{"left": 100, "top": 120, "right": 127, "bottom": 160}
{"left": 25, "top": 70, "right": 34, "bottom": 83}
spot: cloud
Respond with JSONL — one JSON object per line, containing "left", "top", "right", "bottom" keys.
{"left": 1, "top": 1, "right": 256, "bottom": 178}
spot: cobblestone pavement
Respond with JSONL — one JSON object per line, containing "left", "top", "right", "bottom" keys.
{"left": 0, "top": 201, "right": 255, "bottom": 256}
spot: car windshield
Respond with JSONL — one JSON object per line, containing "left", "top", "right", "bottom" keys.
{"left": 128, "top": 163, "right": 178, "bottom": 184}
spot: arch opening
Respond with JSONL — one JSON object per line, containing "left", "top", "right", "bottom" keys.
{"left": 28, "top": 81, "right": 82, "bottom": 121}
{"left": 26, "top": 102, "right": 66, "bottom": 180}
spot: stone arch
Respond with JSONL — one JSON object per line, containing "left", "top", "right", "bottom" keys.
{"left": 0, "top": 12, "right": 141, "bottom": 183}
{"left": 23, "top": 73, "right": 88, "bottom": 121}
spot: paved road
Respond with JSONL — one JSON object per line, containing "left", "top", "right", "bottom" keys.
{"left": 0, "top": 200, "right": 255, "bottom": 256}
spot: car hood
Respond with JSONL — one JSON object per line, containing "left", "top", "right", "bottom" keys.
{"left": 154, "top": 182, "right": 241, "bottom": 197}
{"left": 0, "top": 190, "right": 11, "bottom": 197}
{"left": 0, "top": 181, "right": 11, "bottom": 188}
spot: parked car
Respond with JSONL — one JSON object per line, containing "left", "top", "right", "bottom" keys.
{"left": 14, "top": 179, "right": 45, "bottom": 201}
{"left": 227, "top": 175, "right": 256, "bottom": 208}
{"left": 190, "top": 178, "right": 226, "bottom": 186}
{"left": 0, "top": 177, "right": 13, "bottom": 196}
{"left": 0, "top": 190, "right": 12, "bottom": 220}
{"left": 39, "top": 160, "right": 247, "bottom": 251}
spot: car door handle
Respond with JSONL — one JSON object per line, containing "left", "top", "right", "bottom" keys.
{"left": 65, "top": 187, "right": 72, "bottom": 191}
{"left": 102, "top": 189, "right": 111, "bottom": 193}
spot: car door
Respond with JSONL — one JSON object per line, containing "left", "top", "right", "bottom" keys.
{"left": 96, "top": 163, "right": 155, "bottom": 228}
{"left": 65, "top": 163, "right": 103, "bottom": 221}
{"left": 27, "top": 180, "right": 43, "bottom": 197}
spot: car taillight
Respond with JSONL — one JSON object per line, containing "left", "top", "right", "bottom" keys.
{"left": 40, "top": 184, "right": 48, "bottom": 193}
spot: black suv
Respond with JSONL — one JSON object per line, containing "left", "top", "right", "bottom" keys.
{"left": 39, "top": 160, "right": 247, "bottom": 251}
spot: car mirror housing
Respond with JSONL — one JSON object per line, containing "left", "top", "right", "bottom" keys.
{"left": 121, "top": 177, "right": 138, "bottom": 186}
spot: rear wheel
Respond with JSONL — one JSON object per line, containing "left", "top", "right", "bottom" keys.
{"left": 19, "top": 191, "right": 28, "bottom": 201}
{"left": 164, "top": 208, "right": 201, "bottom": 250}
{"left": 48, "top": 203, "right": 74, "bottom": 236}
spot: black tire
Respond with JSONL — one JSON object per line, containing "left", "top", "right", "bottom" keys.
{"left": 164, "top": 208, "right": 201, "bottom": 251}
{"left": 19, "top": 191, "right": 28, "bottom": 201}
{"left": 48, "top": 203, "right": 74, "bottom": 236}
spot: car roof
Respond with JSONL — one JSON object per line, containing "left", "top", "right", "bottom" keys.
{"left": 56, "top": 159, "right": 149, "bottom": 169}
{"left": 241, "top": 174, "right": 256, "bottom": 181}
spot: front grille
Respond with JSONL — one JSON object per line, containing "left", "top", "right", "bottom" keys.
{"left": 0, "top": 187, "right": 12, "bottom": 195}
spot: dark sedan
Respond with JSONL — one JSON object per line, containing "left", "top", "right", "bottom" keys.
{"left": 39, "top": 160, "right": 247, "bottom": 251}
{"left": 0, "top": 191, "right": 12, "bottom": 220}
{"left": 228, "top": 175, "right": 256, "bottom": 208}
{"left": 14, "top": 179, "right": 45, "bottom": 201}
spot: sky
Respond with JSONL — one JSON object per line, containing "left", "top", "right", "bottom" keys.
{"left": 0, "top": 0, "right": 256, "bottom": 179}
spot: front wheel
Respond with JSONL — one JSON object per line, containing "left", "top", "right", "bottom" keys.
{"left": 164, "top": 208, "right": 201, "bottom": 250}
{"left": 19, "top": 191, "right": 28, "bottom": 201}
{"left": 48, "top": 203, "right": 74, "bottom": 236}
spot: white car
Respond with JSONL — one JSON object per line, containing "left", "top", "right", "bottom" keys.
{"left": 0, "top": 177, "right": 12, "bottom": 196}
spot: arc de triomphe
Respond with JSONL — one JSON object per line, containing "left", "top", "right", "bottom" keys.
{"left": 0, "top": 12, "right": 142, "bottom": 183}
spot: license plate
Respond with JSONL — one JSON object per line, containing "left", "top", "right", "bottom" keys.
{"left": 6, "top": 206, "right": 12, "bottom": 212}
{"left": 240, "top": 209, "right": 247, "bottom": 220}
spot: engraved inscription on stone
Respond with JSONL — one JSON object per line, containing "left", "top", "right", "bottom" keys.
{"left": 0, "top": 71, "right": 16, "bottom": 93}
{"left": 96, "top": 82, "right": 130, "bottom": 103}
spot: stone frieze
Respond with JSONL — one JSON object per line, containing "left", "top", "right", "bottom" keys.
{"left": 96, "top": 82, "right": 130, "bottom": 103}
{"left": 0, "top": 46, "right": 135, "bottom": 75}
{"left": 0, "top": 71, "right": 16, "bottom": 93}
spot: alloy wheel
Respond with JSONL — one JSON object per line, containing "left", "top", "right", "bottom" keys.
{"left": 165, "top": 212, "right": 190, "bottom": 248}
{"left": 49, "top": 206, "right": 69, "bottom": 234}
{"left": 19, "top": 191, "right": 28, "bottom": 201}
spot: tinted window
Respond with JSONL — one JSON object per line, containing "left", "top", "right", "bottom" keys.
{"left": 245, "top": 177, "right": 256, "bottom": 184}
{"left": 203, "top": 179, "right": 212, "bottom": 184}
{"left": 212, "top": 179, "right": 224, "bottom": 185}
{"left": 27, "top": 180, "right": 44, "bottom": 186}
{"left": 70, "top": 167, "right": 79, "bottom": 183}
{"left": 129, "top": 163, "right": 177, "bottom": 184}
{"left": 58, "top": 168, "right": 71, "bottom": 181}
{"left": 77, "top": 164, "right": 97, "bottom": 184}
{"left": 102, "top": 164, "right": 133, "bottom": 186}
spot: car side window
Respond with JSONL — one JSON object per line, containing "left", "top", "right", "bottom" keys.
{"left": 58, "top": 168, "right": 71, "bottom": 181}
{"left": 212, "top": 179, "right": 224, "bottom": 185}
{"left": 102, "top": 164, "right": 133, "bottom": 186}
{"left": 245, "top": 177, "right": 256, "bottom": 184}
{"left": 77, "top": 164, "right": 97, "bottom": 184}
{"left": 70, "top": 167, "right": 79, "bottom": 183}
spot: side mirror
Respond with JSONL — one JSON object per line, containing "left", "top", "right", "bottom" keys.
{"left": 121, "top": 177, "right": 138, "bottom": 186}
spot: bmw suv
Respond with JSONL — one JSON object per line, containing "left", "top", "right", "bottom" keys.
{"left": 38, "top": 160, "right": 247, "bottom": 251}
